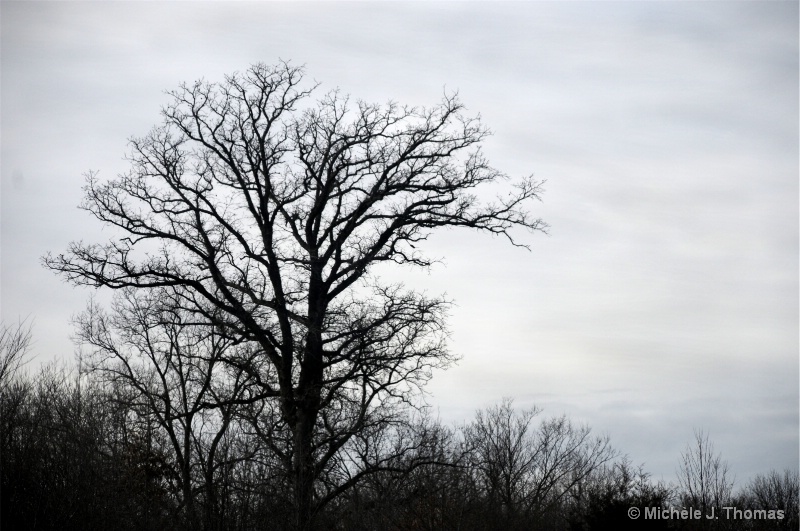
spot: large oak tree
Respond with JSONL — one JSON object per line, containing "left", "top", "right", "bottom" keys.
{"left": 45, "top": 62, "right": 546, "bottom": 530}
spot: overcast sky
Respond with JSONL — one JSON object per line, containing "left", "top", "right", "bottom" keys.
{"left": 1, "top": 1, "right": 797, "bottom": 485}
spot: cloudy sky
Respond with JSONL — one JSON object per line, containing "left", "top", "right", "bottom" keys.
{"left": 2, "top": 1, "right": 797, "bottom": 485}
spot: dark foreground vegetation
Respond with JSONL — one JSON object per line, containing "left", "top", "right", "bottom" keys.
{"left": 1, "top": 322, "right": 797, "bottom": 531}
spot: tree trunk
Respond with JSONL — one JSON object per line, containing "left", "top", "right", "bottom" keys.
{"left": 294, "top": 408, "right": 317, "bottom": 531}
{"left": 293, "top": 351, "right": 324, "bottom": 530}
{"left": 291, "top": 261, "right": 326, "bottom": 530}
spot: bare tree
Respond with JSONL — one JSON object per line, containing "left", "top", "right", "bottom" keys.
{"left": 464, "top": 398, "right": 615, "bottom": 528}
{"left": 74, "top": 288, "right": 254, "bottom": 531}
{"left": 677, "top": 429, "right": 734, "bottom": 518}
{"left": 44, "top": 61, "right": 546, "bottom": 529}
{"left": 0, "top": 319, "right": 33, "bottom": 388}
{"left": 742, "top": 469, "right": 799, "bottom": 530}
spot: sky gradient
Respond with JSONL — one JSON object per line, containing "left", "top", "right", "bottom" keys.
{"left": 1, "top": 1, "right": 797, "bottom": 485}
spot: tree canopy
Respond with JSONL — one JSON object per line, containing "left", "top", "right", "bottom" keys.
{"left": 44, "top": 61, "right": 547, "bottom": 530}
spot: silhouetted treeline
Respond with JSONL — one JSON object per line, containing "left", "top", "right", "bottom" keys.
{"left": 2, "top": 362, "right": 796, "bottom": 531}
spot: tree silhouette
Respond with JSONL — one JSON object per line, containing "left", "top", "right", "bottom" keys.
{"left": 74, "top": 288, "right": 254, "bottom": 530}
{"left": 0, "top": 319, "right": 33, "bottom": 388}
{"left": 677, "top": 429, "right": 734, "bottom": 529}
{"left": 464, "top": 398, "right": 615, "bottom": 529}
{"left": 44, "top": 61, "right": 546, "bottom": 530}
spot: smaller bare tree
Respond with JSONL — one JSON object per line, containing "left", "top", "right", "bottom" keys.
{"left": 0, "top": 319, "right": 33, "bottom": 388}
{"left": 677, "top": 429, "right": 734, "bottom": 516}
{"left": 464, "top": 398, "right": 616, "bottom": 528}
{"left": 74, "top": 288, "right": 256, "bottom": 531}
